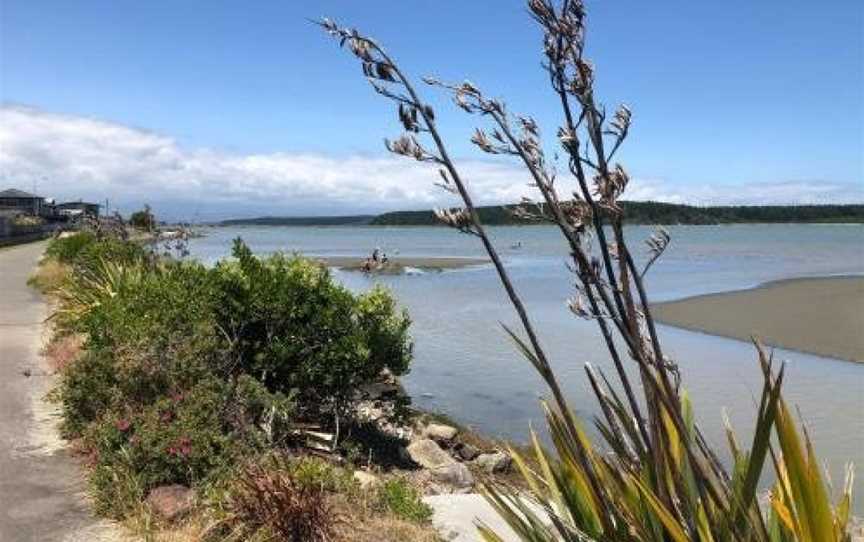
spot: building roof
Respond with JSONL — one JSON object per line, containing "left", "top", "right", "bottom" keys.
{"left": 0, "top": 188, "right": 43, "bottom": 199}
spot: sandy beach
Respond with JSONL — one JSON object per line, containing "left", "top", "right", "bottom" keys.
{"left": 316, "top": 256, "right": 488, "bottom": 272}
{"left": 652, "top": 276, "right": 864, "bottom": 362}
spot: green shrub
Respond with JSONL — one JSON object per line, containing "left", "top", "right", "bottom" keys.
{"left": 233, "top": 375, "right": 296, "bottom": 446}
{"left": 86, "top": 377, "right": 240, "bottom": 493}
{"left": 211, "top": 239, "right": 412, "bottom": 404}
{"left": 58, "top": 349, "right": 119, "bottom": 436}
{"left": 376, "top": 478, "right": 432, "bottom": 524}
{"left": 129, "top": 206, "right": 155, "bottom": 231}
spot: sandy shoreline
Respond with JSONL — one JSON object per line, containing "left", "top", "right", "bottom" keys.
{"left": 652, "top": 276, "right": 864, "bottom": 362}
{"left": 316, "top": 256, "right": 488, "bottom": 272}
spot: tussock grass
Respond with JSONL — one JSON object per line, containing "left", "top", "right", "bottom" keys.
{"left": 28, "top": 258, "right": 68, "bottom": 294}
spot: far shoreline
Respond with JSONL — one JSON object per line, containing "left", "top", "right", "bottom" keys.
{"left": 652, "top": 275, "right": 864, "bottom": 363}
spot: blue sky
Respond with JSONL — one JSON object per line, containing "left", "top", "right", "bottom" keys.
{"left": 1, "top": 0, "right": 862, "bottom": 219}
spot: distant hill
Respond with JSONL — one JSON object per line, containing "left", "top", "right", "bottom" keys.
{"left": 371, "top": 202, "right": 864, "bottom": 226}
{"left": 217, "top": 203, "right": 864, "bottom": 228}
{"left": 220, "top": 215, "right": 375, "bottom": 226}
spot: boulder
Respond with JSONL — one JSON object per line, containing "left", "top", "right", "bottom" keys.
{"left": 146, "top": 484, "right": 194, "bottom": 522}
{"left": 353, "top": 470, "right": 379, "bottom": 489}
{"left": 474, "top": 451, "right": 512, "bottom": 474}
{"left": 406, "top": 438, "right": 456, "bottom": 470}
{"left": 424, "top": 423, "right": 458, "bottom": 442}
{"left": 431, "top": 463, "right": 475, "bottom": 489}
{"left": 455, "top": 442, "right": 480, "bottom": 461}
{"left": 359, "top": 381, "right": 401, "bottom": 400}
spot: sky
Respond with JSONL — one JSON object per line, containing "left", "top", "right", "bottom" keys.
{"left": 1, "top": 0, "right": 862, "bottom": 220}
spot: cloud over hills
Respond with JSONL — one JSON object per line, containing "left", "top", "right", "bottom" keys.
{"left": 1, "top": 105, "right": 860, "bottom": 220}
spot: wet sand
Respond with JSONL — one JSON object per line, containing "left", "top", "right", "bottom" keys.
{"left": 317, "top": 256, "right": 488, "bottom": 272}
{"left": 652, "top": 276, "right": 864, "bottom": 362}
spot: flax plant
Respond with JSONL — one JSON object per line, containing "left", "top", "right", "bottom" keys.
{"left": 319, "top": 2, "right": 854, "bottom": 540}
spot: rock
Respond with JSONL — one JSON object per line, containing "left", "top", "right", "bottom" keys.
{"left": 146, "top": 484, "right": 194, "bottom": 522}
{"left": 474, "top": 451, "right": 512, "bottom": 474}
{"left": 353, "top": 470, "right": 379, "bottom": 489}
{"left": 379, "top": 367, "right": 397, "bottom": 384}
{"left": 424, "top": 423, "right": 458, "bottom": 442}
{"left": 455, "top": 442, "right": 480, "bottom": 461}
{"left": 355, "top": 400, "right": 386, "bottom": 422}
{"left": 359, "top": 381, "right": 401, "bottom": 400}
{"left": 406, "top": 438, "right": 456, "bottom": 470}
{"left": 425, "top": 493, "right": 550, "bottom": 542}
{"left": 431, "top": 463, "right": 475, "bottom": 489}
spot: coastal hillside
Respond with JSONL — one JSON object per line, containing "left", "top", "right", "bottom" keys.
{"left": 372, "top": 202, "right": 864, "bottom": 226}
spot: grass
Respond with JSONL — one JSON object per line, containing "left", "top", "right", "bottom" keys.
{"left": 375, "top": 477, "right": 433, "bottom": 524}
{"left": 27, "top": 258, "right": 68, "bottom": 293}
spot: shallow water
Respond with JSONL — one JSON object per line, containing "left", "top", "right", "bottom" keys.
{"left": 189, "top": 223, "right": 864, "bottom": 510}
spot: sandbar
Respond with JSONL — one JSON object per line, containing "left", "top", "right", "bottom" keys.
{"left": 652, "top": 276, "right": 864, "bottom": 362}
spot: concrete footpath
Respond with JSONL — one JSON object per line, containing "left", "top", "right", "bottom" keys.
{"left": 0, "top": 242, "right": 120, "bottom": 541}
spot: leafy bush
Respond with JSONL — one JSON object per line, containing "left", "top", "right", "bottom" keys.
{"left": 211, "top": 239, "right": 412, "bottom": 404}
{"left": 376, "top": 478, "right": 432, "bottom": 524}
{"left": 129, "top": 205, "right": 155, "bottom": 231}
{"left": 59, "top": 348, "right": 119, "bottom": 436}
{"left": 85, "top": 377, "right": 239, "bottom": 491}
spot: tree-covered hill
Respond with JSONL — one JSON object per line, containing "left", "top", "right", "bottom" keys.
{"left": 371, "top": 202, "right": 864, "bottom": 226}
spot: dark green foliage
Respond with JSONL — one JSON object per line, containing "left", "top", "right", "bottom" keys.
{"left": 59, "top": 349, "right": 119, "bottom": 436}
{"left": 211, "top": 239, "right": 412, "bottom": 403}
{"left": 129, "top": 205, "right": 155, "bottom": 230}
{"left": 86, "top": 377, "right": 238, "bottom": 490}
{"left": 371, "top": 202, "right": 864, "bottom": 226}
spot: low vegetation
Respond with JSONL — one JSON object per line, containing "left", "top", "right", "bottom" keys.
{"left": 34, "top": 231, "right": 439, "bottom": 541}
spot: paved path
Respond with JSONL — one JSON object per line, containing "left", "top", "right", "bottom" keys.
{"left": 0, "top": 242, "right": 119, "bottom": 541}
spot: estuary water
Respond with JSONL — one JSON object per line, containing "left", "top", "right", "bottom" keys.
{"left": 188, "top": 224, "right": 864, "bottom": 509}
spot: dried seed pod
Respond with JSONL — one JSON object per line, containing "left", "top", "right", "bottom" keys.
{"left": 433, "top": 207, "right": 477, "bottom": 235}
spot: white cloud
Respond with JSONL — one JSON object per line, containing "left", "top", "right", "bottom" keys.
{"left": 0, "top": 105, "right": 860, "bottom": 220}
